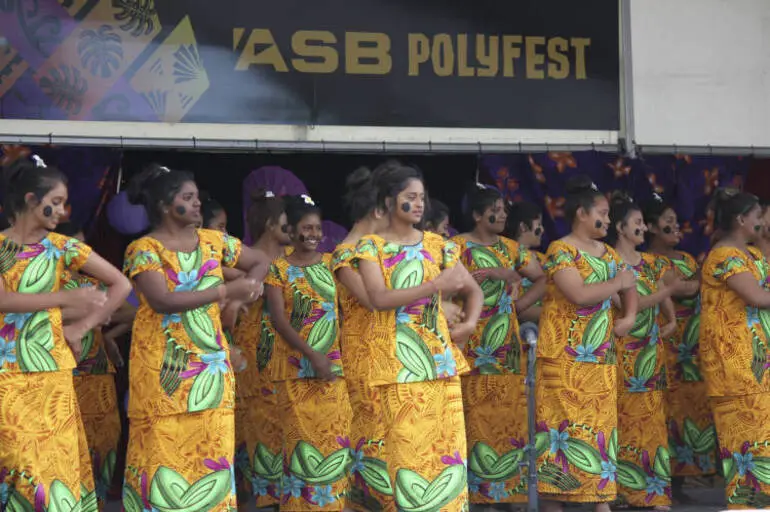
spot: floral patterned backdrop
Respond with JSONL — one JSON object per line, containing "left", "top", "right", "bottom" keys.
{"left": 482, "top": 151, "right": 749, "bottom": 262}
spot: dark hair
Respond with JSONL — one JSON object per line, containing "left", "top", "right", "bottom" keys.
{"left": 284, "top": 194, "right": 321, "bottom": 228}
{"left": 606, "top": 191, "right": 642, "bottom": 245}
{"left": 507, "top": 200, "right": 542, "bottom": 238}
{"left": 344, "top": 167, "right": 377, "bottom": 223}
{"left": 2, "top": 156, "right": 68, "bottom": 221}
{"left": 370, "top": 160, "right": 423, "bottom": 212}
{"left": 425, "top": 199, "right": 450, "bottom": 229}
{"left": 247, "top": 191, "right": 285, "bottom": 242}
{"left": 564, "top": 175, "right": 604, "bottom": 224}
{"left": 465, "top": 184, "right": 502, "bottom": 228}
{"left": 126, "top": 163, "right": 195, "bottom": 227}
{"left": 713, "top": 188, "right": 759, "bottom": 232}
{"left": 199, "top": 191, "right": 224, "bottom": 229}
{"left": 642, "top": 194, "right": 675, "bottom": 243}
{"left": 760, "top": 198, "right": 770, "bottom": 212}
{"left": 55, "top": 220, "right": 83, "bottom": 237}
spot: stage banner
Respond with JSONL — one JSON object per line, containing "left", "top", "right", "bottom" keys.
{"left": 0, "top": 0, "right": 619, "bottom": 130}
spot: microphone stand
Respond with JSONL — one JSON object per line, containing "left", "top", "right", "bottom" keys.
{"left": 520, "top": 322, "right": 539, "bottom": 512}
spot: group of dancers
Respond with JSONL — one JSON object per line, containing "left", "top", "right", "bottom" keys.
{"left": 0, "top": 154, "right": 769, "bottom": 512}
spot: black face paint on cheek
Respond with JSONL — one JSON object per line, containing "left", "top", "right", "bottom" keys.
{"left": 400, "top": 202, "right": 411, "bottom": 213}
{"left": 534, "top": 227, "right": 543, "bottom": 236}
{"left": 488, "top": 215, "right": 496, "bottom": 224}
{"left": 175, "top": 205, "right": 186, "bottom": 215}
{"left": 595, "top": 220, "right": 603, "bottom": 229}
{"left": 42, "top": 205, "right": 52, "bottom": 218}
{"left": 662, "top": 226, "right": 673, "bottom": 234}
{"left": 755, "top": 224, "right": 762, "bottom": 232}
{"left": 281, "top": 224, "right": 288, "bottom": 233}
{"left": 298, "top": 234, "right": 306, "bottom": 243}
{"left": 634, "top": 228, "right": 642, "bottom": 236}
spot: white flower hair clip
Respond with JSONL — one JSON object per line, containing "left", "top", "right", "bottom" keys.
{"left": 653, "top": 192, "right": 663, "bottom": 203}
{"left": 302, "top": 194, "right": 315, "bottom": 206}
{"left": 590, "top": 182, "right": 599, "bottom": 191}
{"left": 265, "top": 190, "right": 275, "bottom": 198}
{"left": 31, "top": 154, "right": 46, "bottom": 168}
{"left": 476, "top": 182, "right": 487, "bottom": 190}
{"left": 158, "top": 166, "right": 170, "bottom": 173}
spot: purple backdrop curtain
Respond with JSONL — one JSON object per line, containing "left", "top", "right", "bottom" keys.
{"left": 0, "top": 144, "right": 121, "bottom": 233}
{"left": 482, "top": 151, "right": 749, "bottom": 262}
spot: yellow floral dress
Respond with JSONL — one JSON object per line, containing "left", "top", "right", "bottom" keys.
{"left": 332, "top": 242, "right": 395, "bottom": 512}
{"left": 264, "top": 253, "right": 352, "bottom": 512}
{"left": 354, "top": 232, "right": 470, "bottom": 512}
{"left": 535, "top": 240, "right": 622, "bottom": 503}
{"left": 653, "top": 252, "right": 717, "bottom": 477}
{"left": 61, "top": 271, "right": 122, "bottom": 509}
{"left": 701, "top": 246, "right": 770, "bottom": 509}
{"left": 451, "top": 235, "right": 531, "bottom": 504}
{"left": 122, "top": 229, "right": 242, "bottom": 512}
{"left": 0, "top": 232, "right": 97, "bottom": 512}
{"left": 233, "top": 294, "right": 282, "bottom": 508}
{"left": 615, "top": 253, "right": 671, "bottom": 507}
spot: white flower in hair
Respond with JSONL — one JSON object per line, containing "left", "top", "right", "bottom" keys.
{"left": 653, "top": 192, "right": 663, "bottom": 203}
{"left": 476, "top": 182, "right": 487, "bottom": 190}
{"left": 302, "top": 194, "right": 315, "bottom": 206}
{"left": 590, "top": 182, "right": 598, "bottom": 191}
{"left": 31, "top": 154, "right": 46, "bottom": 168}
{"left": 265, "top": 191, "right": 275, "bottom": 198}
{"left": 158, "top": 166, "right": 170, "bottom": 173}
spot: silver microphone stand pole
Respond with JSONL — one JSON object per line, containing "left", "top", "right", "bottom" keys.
{"left": 520, "top": 322, "right": 539, "bottom": 512}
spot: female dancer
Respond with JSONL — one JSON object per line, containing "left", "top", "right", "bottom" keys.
{"left": 700, "top": 190, "right": 770, "bottom": 509}
{"left": 0, "top": 157, "right": 131, "bottom": 511}
{"left": 355, "top": 162, "right": 483, "bottom": 512}
{"left": 200, "top": 192, "right": 227, "bottom": 233}
{"left": 331, "top": 166, "right": 392, "bottom": 511}
{"left": 535, "top": 175, "right": 637, "bottom": 512}
{"left": 452, "top": 184, "right": 545, "bottom": 507}
{"left": 425, "top": 199, "right": 451, "bottom": 238}
{"left": 507, "top": 200, "right": 546, "bottom": 322}
{"left": 121, "top": 164, "right": 266, "bottom": 512}
{"left": 264, "top": 194, "right": 352, "bottom": 511}
{"left": 233, "top": 191, "right": 290, "bottom": 508}
{"left": 645, "top": 196, "right": 717, "bottom": 501}
{"left": 607, "top": 193, "right": 678, "bottom": 509}
{"left": 56, "top": 221, "right": 125, "bottom": 509}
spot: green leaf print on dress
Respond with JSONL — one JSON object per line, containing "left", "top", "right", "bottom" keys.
{"left": 469, "top": 246, "right": 505, "bottom": 307}
{"left": 629, "top": 282, "right": 656, "bottom": 339}
{"left": 468, "top": 442, "right": 523, "bottom": 482}
{"left": 18, "top": 250, "right": 58, "bottom": 294}
{"left": 396, "top": 324, "right": 438, "bottom": 383}
{"left": 253, "top": 444, "right": 283, "bottom": 482}
{"left": 289, "top": 442, "right": 351, "bottom": 485}
{"left": 360, "top": 457, "right": 394, "bottom": 495}
{"left": 16, "top": 310, "right": 57, "bottom": 372}
{"left": 391, "top": 259, "right": 424, "bottom": 291}
{"left": 177, "top": 247, "right": 202, "bottom": 274}
{"left": 304, "top": 264, "right": 336, "bottom": 303}
{"left": 149, "top": 466, "right": 232, "bottom": 512}
{"left": 306, "top": 316, "right": 337, "bottom": 355}
{"left": 583, "top": 252, "right": 610, "bottom": 284}
{"left": 181, "top": 307, "right": 220, "bottom": 352}
{"left": 394, "top": 465, "right": 467, "bottom": 512}
{"left": 187, "top": 367, "right": 225, "bottom": 412}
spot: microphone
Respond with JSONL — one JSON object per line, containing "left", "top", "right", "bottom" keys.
{"left": 520, "top": 322, "right": 538, "bottom": 346}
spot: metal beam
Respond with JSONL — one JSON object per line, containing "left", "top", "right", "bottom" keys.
{"left": 0, "top": 120, "right": 620, "bottom": 154}
{"left": 619, "top": 0, "right": 637, "bottom": 158}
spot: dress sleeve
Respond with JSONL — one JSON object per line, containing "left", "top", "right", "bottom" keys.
{"left": 221, "top": 232, "right": 243, "bottom": 268}
{"left": 353, "top": 236, "right": 380, "bottom": 266}
{"left": 513, "top": 242, "right": 532, "bottom": 271}
{"left": 710, "top": 247, "right": 751, "bottom": 281}
{"left": 442, "top": 239, "right": 460, "bottom": 270}
{"left": 331, "top": 245, "right": 356, "bottom": 272}
{"left": 654, "top": 255, "right": 674, "bottom": 282}
{"left": 62, "top": 237, "right": 93, "bottom": 272}
{"left": 264, "top": 261, "right": 284, "bottom": 288}
{"left": 543, "top": 241, "right": 577, "bottom": 277}
{"left": 123, "top": 239, "right": 163, "bottom": 280}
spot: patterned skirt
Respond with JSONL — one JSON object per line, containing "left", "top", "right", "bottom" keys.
{"left": 122, "top": 408, "right": 237, "bottom": 512}
{"left": 74, "top": 373, "right": 122, "bottom": 508}
{"left": 379, "top": 377, "right": 469, "bottom": 512}
{"left": 277, "top": 378, "right": 353, "bottom": 512}
{"left": 616, "top": 390, "right": 672, "bottom": 507}
{"left": 667, "top": 381, "right": 718, "bottom": 476}
{"left": 345, "top": 379, "right": 393, "bottom": 512}
{"left": 462, "top": 373, "right": 528, "bottom": 504}
{"left": 0, "top": 371, "right": 96, "bottom": 511}
{"left": 235, "top": 372, "right": 282, "bottom": 509}
{"left": 535, "top": 358, "right": 618, "bottom": 503}
{"left": 711, "top": 392, "right": 770, "bottom": 509}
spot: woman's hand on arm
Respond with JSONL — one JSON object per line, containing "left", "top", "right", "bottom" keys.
{"left": 514, "top": 259, "right": 545, "bottom": 313}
